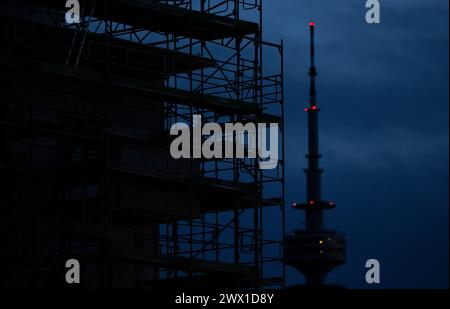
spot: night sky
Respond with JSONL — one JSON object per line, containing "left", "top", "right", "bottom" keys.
{"left": 264, "top": 0, "right": 449, "bottom": 288}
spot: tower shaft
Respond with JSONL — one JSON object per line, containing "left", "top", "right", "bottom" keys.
{"left": 306, "top": 22, "right": 323, "bottom": 230}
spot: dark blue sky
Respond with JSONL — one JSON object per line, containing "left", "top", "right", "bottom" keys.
{"left": 264, "top": 0, "right": 449, "bottom": 288}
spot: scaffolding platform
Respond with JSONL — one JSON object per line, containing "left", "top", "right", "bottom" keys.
{"left": 109, "top": 161, "right": 258, "bottom": 215}
{"left": 137, "top": 275, "right": 255, "bottom": 289}
{"left": 1, "top": 16, "right": 216, "bottom": 76}
{"left": 20, "top": 0, "right": 259, "bottom": 40}
{"left": 113, "top": 251, "right": 258, "bottom": 277}
{"left": 1, "top": 59, "right": 281, "bottom": 123}
{"left": 109, "top": 161, "right": 257, "bottom": 192}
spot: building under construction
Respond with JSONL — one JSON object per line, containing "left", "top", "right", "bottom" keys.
{"left": 0, "top": 0, "right": 285, "bottom": 288}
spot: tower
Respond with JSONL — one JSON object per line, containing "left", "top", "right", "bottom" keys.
{"left": 286, "top": 22, "right": 346, "bottom": 286}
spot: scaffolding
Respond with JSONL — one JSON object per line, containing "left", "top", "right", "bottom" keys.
{"left": 0, "top": 0, "right": 285, "bottom": 288}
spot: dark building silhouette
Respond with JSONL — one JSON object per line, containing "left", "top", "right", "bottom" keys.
{"left": 286, "top": 22, "right": 346, "bottom": 286}
{"left": 0, "top": 0, "right": 285, "bottom": 288}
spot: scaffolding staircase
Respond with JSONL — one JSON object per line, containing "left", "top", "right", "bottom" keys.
{"left": 65, "top": 0, "right": 97, "bottom": 68}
